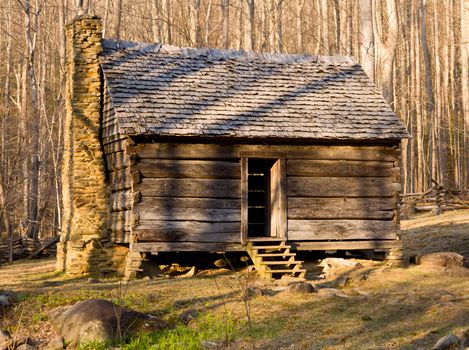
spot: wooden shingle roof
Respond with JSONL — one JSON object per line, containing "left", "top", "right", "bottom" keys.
{"left": 99, "top": 39, "right": 409, "bottom": 140}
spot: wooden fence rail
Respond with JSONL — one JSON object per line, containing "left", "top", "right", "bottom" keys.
{"left": 400, "top": 180, "right": 469, "bottom": 217}
{"left": 0, "top": 237, "right": 58, "bottom": 263}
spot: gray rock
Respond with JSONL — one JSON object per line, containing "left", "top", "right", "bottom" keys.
{"left": 286, "top": 282, "right": 316, "bottom": 294}
{"left": 0, "top": 330, "right": 11, "bottom": 349}
{"left": 201, "top": 340, "right": 220, "bottom": 349}
{"left": 245, "top": 286, "right": 264, "bottom": 298}
{"left": 16, "top": 343, "right": 37, "bottom": 350}
{"left": 0, "top": 295, "right": 11, "bottom": 307}
{"left": 86, "top": 278, "right": 100, "bottom": 284}
{"left": 50, "top": 299, "right": 167, "bottom": 346}
{"left": 274, "top": 275, "right": 305, "bottom": 286}
{"left": 179, "top": 309, "right": 198, "bottom": 325}
{"left": 431, "top": 333, "right": 460, "bottom": 350}
{"left": 416, "top": 252, "right": 465, "bottom": 268}
{"left": 460, "top": 328, "right": 469, "bottom": 348}
{"left": 44, "top": 336, "right": 65, "bottom": 350}
{"left": 316, "top": 288, "right": 350, "bottom": 298}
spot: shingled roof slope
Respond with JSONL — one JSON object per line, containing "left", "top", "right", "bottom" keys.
{"left": 99, "top": 39, "right": 409, "bottom": 140}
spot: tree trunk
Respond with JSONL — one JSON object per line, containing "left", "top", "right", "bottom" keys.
{"left": 221, "top": 0, "right": 230, "bottom": 48}
{"left": 358, "top": 0, "right": 374, "bottom": 80}
{"left": 245, "top": 0, "right": 255, "bottom": 51}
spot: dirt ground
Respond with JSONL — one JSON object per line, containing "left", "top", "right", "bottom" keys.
{"left": 0, "top": 210, "right": 468, "bottom": 350}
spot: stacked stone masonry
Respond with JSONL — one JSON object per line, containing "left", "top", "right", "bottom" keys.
{"left": 58, "top": 15, "right": 128, "bottom": 275}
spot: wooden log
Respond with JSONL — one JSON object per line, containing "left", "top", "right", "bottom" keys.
{"left": 287, "top": 159, "right": 395, "bottom": 177}
{"left": 135, "top": 208, "right": 241, "bottom": 222}
{"left": 110, "top": 190, "right": 133, "bottom": 211}
{"left": 136, "top": 159, "right": 241, "bottom": 179}
{"left": 106, "top": 151, "right": 130, "bottom": 171}
{"left": 287, "top": 177, "right": 401, "bottom": 197}
{"left": 288, "top": 220, "right": 398, "bottom": 240}
{"left": 135, "top": 228, "right": 240, "bottom": 243}
{"left": 287, "top": 197, "right": 395, "bottom": 220}
{"left": 110, "top": 210, "right": 133, "bottom": 232}
{"left": 293, "top": 240, "right": 402, "bottom": 250}
{"left": 129, "top": 143, "right": 399, "bottom": 161}
{"left": 110, "top": 230, "right": 131, "bottom": 243}
{"left": 110, "top": 168, "right": 132, "bottom": 192}
{"left": 104, "top": 139, "right": 127, "bottom": 154}
{"left": 131, "top": 242, "right": 244, "bottom": 252}
{"left": 136, "top": 197, "right": 241, "bottom": 209}
{"left": 135, "top": 178, "right": 241, "bottom": 198}
{"left": 134, "top": 220, "right": 241, "bottom": 237}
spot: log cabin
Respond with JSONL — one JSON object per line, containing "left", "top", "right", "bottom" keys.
{"left": 58, "top": 16, "right": 409, "bottom": 278}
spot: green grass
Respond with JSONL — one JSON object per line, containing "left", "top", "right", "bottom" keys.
{"left": 77, "top": 313, "right": 244, "bottom": 350}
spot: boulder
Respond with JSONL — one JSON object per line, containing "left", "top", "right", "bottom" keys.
{"left": 44, "top": 336, "right": 65, "bottom": 350}
{"left": 179, "top": 309, "right": 198, "bottom": 325}
{"left": 316, "top": 288, "right": 350, "bottom": 299}
{"left": 0, "top": 330, "right": 11, "bottom": 350}
{"left": 286, "top": 282, "right": 316, "bottom": 294}
{"left": 245, "top": 286, "right": 265, "bottom": 298}
{"left": 0, "top": 296, "right": 10, "bottom": 307}
{"left": 50, "top": 299, "right": 167, "bottom": 346}
{"left": 431, "top": 333, "right": 460, "bottom": 350}
{"left": 416, "top": 252, "right": 465, "bottom": 268}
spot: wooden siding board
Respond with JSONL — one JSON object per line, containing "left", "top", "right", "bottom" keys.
{"left": 135, "top": 197, "right": 241, "bottom": 209}
{"left": 135, "top": 221, "right": 240, "bottom": 241}
{"left": 287, "top": 197, "right": 394, "bottom": 220}
{"left": 288, "top": 220, "right": 398, "bottom": 240}
{"left": 137, "top": 159, "right": 241, "bottom": 179}
{"left": 129, "top": 143, "right": 400, "bottom": 161}
{"left": 136, "top": 208, "right": 240, "bottom": 222}
{"left": 287, "top": 176, "right": 401, "bottom": 197}
{"left": 135, "top": 178, "right": 241, "bottom": 198}
{"left": 287, "top": 159, "right": 395, "bottom": 177}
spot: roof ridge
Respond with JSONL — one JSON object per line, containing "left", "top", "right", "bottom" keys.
{"left": 101, "top": 39, "right": 356, "bottom": 65}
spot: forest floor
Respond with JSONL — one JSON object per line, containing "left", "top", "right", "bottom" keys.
{"left": 0, "top": 210, "right": 468, "bottom": 350}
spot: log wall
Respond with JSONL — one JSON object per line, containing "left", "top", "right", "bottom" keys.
{"left": 124, "top": 142, "right": 401, "bottom": 246}
{"left": 102, "top": 89, "right": 132, "bottom": 243}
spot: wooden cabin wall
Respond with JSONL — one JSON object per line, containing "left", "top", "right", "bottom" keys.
{"left": 102, "top": 88, "right": 132, "bottom": 243}
{"left": 129, "top": 143, "right": 242, "bottom": 243}
{"left": 128, "top": 142, "right": 401, "bottom": 245}
{"left": 286, "top": 151, "right": 401, "bottom": 241}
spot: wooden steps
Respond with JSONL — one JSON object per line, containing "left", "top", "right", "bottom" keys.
{"left": 246, "top": 238, "right": 306, "bottom": 280}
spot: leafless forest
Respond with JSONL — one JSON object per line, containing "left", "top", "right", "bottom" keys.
{"left": 0, "top": 0, "right": 468, "bottom": 241}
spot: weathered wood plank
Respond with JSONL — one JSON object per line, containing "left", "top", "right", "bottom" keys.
{"left": 287, "top": 197, "right": 395, "bottom": 219}
{"left": 287, "top": 159, "right": 395, "bottom": 177}
{"left": 132, "top": 242, "right": 245, "bottom": 252}
{"left": 136, "top": 220, "right": 240, "bottom": 236}
{"left": 136, "top": 208, "right": 241, "bottom": 222}
{"left": 288, "top": 207, "right": 393, "bottom": 220}
{"left": 293, "top": 240, "right": 402, "bottom": 251}
{"left": 241, "top": 158, "right": 248, "bottom": 243}
{"left": 110, "top": 190, "right": 132, "bottom": 211}
{"left": 129, "top": 143, "right": 399, "bottom": 161}
{"left": 110, "top": 230, "right": 131, "bottom": 244}
{"left": 136, "top": 179, "right": 241, "bottom": 198}
{"left": 135, "top": 228, "right": 239, "bottom": 243}
{"left": 136, "top": 159, "right": 241, "bottom": 179}
{"left": 287, "top": 177, "right": 401, "bottom": 197}
{"left": 137, "top": 197, "right": 241, "bottom": 209}
{"left": 104, "top": 139, "right": 127, "bottom": 154}
{"left": 110, "top": 210, "right": 132, "bottom": 232}
{"left": 288, "top": 220, "right": 398, "bottom": 240}
{"left": 110, "top": 168, "right": 132, "bottom": 192}
{"left": 106, "top": 151, "right": 130, "bottom": 171}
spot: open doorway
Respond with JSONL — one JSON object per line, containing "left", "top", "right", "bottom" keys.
{"left": 243, "top": 158, "right": 286, "bottom": 239}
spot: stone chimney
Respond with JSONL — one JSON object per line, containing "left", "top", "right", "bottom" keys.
{"left": 57, "top": 16, "right": 113, "bottom": 274}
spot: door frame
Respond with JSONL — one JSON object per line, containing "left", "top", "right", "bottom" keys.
{"left": 240, "top": 153, "right": 287, "bottom": 244}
